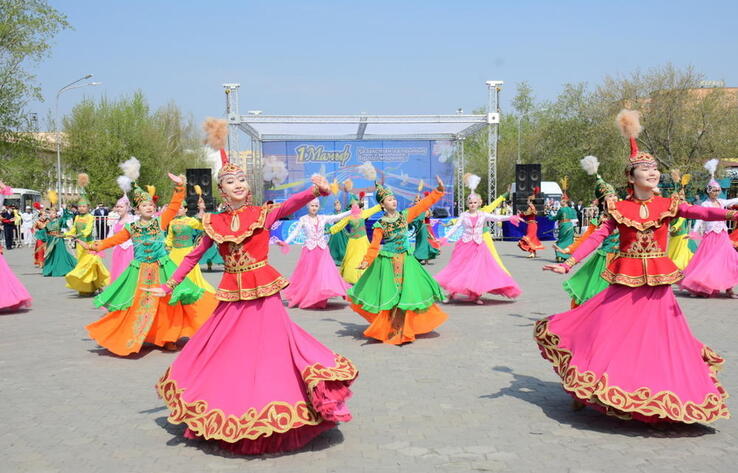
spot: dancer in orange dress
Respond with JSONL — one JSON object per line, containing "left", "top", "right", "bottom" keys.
{"left": 517, "top": 192, "right": 545, "bottom": 258}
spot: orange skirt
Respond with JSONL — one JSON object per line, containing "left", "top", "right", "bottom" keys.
{"left": 350, "top": 303, "right": 448, "bottom": 345}
{"left": 86, "top": 289, "right": 217, "bottom": 357}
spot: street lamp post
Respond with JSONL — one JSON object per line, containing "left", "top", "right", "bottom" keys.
{"left": 55, "top": 74, "right": 101, "bottom": 207}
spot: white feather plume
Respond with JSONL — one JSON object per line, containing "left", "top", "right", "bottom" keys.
{"left": 703, "top": 158, "right": 719, "bottom": 178}
{"left": 116, "top": 175, "right": 132, "bottom": 193}
{"left": 580, "top": 155, "right": 600, "bottom": 176}
{"left": 463, "top": 173, "right": 481, "bottom": 192}
{"left": 119, "top": 157, "right": 141, "bottom": 181}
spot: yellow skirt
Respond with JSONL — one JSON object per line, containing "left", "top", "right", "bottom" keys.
{"left": 668, "top": 234, "right": 693, "bottom": 270}
{"left": 340, "top": 236, "right": 371, "bottom": 284}
{"left": 169, "top": 246, "right": 216, "bottom": 293}
{"left": 65, "top": 247, "right": 110, "bottom": 294}
{"left": 483, "top": 232, "right": 510, "bottom": 275}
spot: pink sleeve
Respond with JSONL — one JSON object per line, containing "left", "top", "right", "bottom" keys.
{"left": 266, "top": 186, "right": 326, "bottom": 227}
{"left": 568, "top": 218, "right": 617, "bottom": 266}
{"left": 162, "top": 234, "right": 215, "bottom": 293}
{"left": 678, "top": 202, "right": 736, "bottom": 221}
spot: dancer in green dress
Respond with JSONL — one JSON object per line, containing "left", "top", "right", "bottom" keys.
{"left": 327, "top": 199, "right": 348, "bottom": 265}
{"left": 409, "top": 193, "right": 440, "bottom": 265}
{"left": 41, "top": 210, "right": 77, "bottom": 277}
{"left": 549, "top": 197, "right": 578, "bottom": 262}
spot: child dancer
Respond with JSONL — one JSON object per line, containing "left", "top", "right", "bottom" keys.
{"left": 330, "top": 193, "right": 382, "bottom": 284}
{"left": 79, "top": 160, "right": 217, "bottom": 356}
{"left": 109, "top": 187, "right": 136, "bottom": 281}
{"left": 435, "top": 174, "right": 522, "bottom": 304}
{"left": 537, "top": 109, "right": 734, "bottom": 424}
{"left": 65, "top": 174, "right": 111, "bottom": 295}
{"left": 517, "top": 192, "right": 545, "bottom": 258}
{"left": 277, "top": 198, "right": 354, "bottom": 309}
{"left": 347, "top": 178, "right": 448, "bottom": 345}
{"left": 679, "top": 159, "right": 738, "bottom": 297}
{"left": 147, "top": 119, "right": 356, "bottom": 455}
{"left": 165, "top": 200, "right": 215, "bottom": 293}
{"left": 328, "top": 199, "right": 348, "bottom": 265}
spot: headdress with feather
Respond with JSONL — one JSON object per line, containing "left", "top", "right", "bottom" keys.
{"left": 615, "top": 109, "right": 656, "bottom": 170}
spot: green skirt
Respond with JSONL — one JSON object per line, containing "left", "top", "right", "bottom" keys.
{"left": 42, "top": 237, "right": 77, "bottom": 277}
{"left": 554, "top": 222, "right": 575, "bottom": 260}
{"left": 414, "top": 224, "right": 440, "bottom": 261}
{"left": 200, "top": 243, "right": 224, "bottom": 265}
{"left": 562, "top": 250, "right": 610, "bottom": 305}
{"left": 94, "top": 256, "right": 204, "bottom": 312}
{"left": 348, "top": 251, "right": 445, "bottom": 313}
{"left": 328, "top": 230, "right": 348, "bottom": 265}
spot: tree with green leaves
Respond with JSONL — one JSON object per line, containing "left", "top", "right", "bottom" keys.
{"left": 62, "top": 91, "right": 209, "bottom": 205}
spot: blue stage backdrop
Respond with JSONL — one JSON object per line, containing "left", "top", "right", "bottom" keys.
{"left": 262, "top": 140, "right": 456, "bottom": 217}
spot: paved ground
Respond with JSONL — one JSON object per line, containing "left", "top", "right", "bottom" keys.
{"left": 2, "top": 241, "right": 738, "bottom": 473}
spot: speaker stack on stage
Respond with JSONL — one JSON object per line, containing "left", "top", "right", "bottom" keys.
{"left": 513, "top": 163, "right": 544, "bottom": 213}
{"left": 185, "top": 168, "right": 216, "bottom": 216}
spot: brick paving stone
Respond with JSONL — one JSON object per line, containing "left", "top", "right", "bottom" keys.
{"left": 2, "top": 242, "right": 738, "bottom": 472}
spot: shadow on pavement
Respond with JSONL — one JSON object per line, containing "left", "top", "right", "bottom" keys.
{"left": 481, "top": 365, "right": 716, "bottom": 439}
{"left": 153, "top": 416, "right": 344, "bottom": 458}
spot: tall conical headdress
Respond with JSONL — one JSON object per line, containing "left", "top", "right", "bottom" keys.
{"left": 580, "top": 155, "right": 616, "bottom": 203}
{"left": 616, "top": 109, "right": 656, "bottom": 170}
{"left": 374, "top": 182, "right": 394, "bottom": 204}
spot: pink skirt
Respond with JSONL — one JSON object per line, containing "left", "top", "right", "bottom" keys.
{"left": 156, "top": 294, "right": 358, "bottom": 455}
{"left": 535, "top": 284, "right": 728, "bottom": 424}
{"left": 283, "top": 246, "right": 351, "bottom": 309}
{"left": 110, "top": 245, "right": 134, "bottom": 282}
{"left": 680, "top": 230, "right": 738, "bottom": 296}
{"left": 435, "top": 240, "right": 521, "bottom": 299}
{"left": 0, "top": 252, "right": 31, "bottom": 311}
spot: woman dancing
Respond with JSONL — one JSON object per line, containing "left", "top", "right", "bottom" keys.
{"left": 517, "top": 192, "right": 545, "bottom": 258}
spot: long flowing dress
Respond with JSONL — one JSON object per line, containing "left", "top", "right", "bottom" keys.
{"left": 436, "top": 210, "right": 521, "bottom": 300}
{"left": 166, "top": 216, "right": 215, "bottom": 293}
{"left": 330, "top": 204, "right": 382, "bottom": 284}
{"left": 327, "top": 209, "right": 348, "bottom": 265}
{"left": 41, "top": 218, "right": 77, "bottom": 277}
{"left": 668, "top": 217, "right": 694, "bottom": 271}
{"left": 156, "top": 186, "right": 358, "bottom": 455}
{"left": 517, "top": 204, "right": 545, "bottom": 254}
{"left": 549, "top": 205, "right": 578, "bottom": 261}
{"left": 64, "top": 213, "right": 111, "bottom": 294}
{"left": 409, "top": 211, "right": 440, "bottom": 263}
{"left": 481, "top": 194, "right": 510, "bottom": 274}
{"left": 109, "top": 218, "right": 135, "bottom": 281}
{"left": 347, "top": 190, "right": 448, "bottom": 345}
{"left": 535, "top": 194, "right": 734, "bottom": 423}
{"left": 84, "top": 186, "right": 218, "bottom": 356}
{"left": 33, "top": 218, "right": 48, "bottom": 267}
{"left": 562, "top": 217, "right": 619, "bottom": 307}
{"left": 282, "top": 210, "right": 353, "bottom": 309}
{"left": 0, "top": 250, "right": 32, "bottom": 311}
{"left": 679, "top": 197, "right": 738, "bottom": 296}
{"left": 730, "top": 225, "right": 738, "bottom": 249}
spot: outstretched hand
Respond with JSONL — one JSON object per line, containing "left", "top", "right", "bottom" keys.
{"left": 542, "top": 264, "right": 567, "bottom": 274}
{"left": 435, "top": 175, "right": 445, "bottom": 192}
{"left": 356, "top": 261, "right": 369, "bottom": 270}
{"left": 168, "top": 173, "right": 185, "bottom": 186}
{"left": 311, "top": 174, "right": 331, "bottom": 195}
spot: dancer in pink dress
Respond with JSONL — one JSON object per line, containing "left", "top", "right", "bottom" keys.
{"left": 108, "top": 188, "right": 136, "bottom": 282}
{"left": 277, "top": 198, "right": 354, "bottom": 309}
{"left": 679, "top": 159, "right": 738, "bottom": 298}
{"left": 536, "top": 109, "right": 736, "bottom": 424}
{"left": 0, "top": 246, "right": 32, "bottom": 312}
{"left": 147, "top": 119, "right": 357, "bottom": 455}
{"left": 435, "top": 174, "right": 522, "bottom": 304}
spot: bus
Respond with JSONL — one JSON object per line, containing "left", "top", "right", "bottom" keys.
{"left": 2, "top": 188, "right": 42, "bottom": 211}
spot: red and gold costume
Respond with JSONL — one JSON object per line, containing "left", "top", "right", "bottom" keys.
{"left": 517, "top": 203, "right": 544, "bottom": 254}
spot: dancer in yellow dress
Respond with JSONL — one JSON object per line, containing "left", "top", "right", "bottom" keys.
{"left": 481, "top": 191, "right": 511, "bottom": 275}
{"left": 65, "top": 174, "right": 111, "bottom": 295}
{"left": 165, "top": 199, "right": 215, "bottom": 293}
{"left": 329, "top": 193, "right": 381, "bottom": 284}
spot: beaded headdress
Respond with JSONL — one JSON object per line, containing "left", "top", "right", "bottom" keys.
{"left": 616, "top": 109, "right": 657, "bottom": 170}
{"left": 375, "top": 182, "right": 394, "bottom": 204}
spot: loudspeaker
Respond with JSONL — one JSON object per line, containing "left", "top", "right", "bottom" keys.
{"left": 515, "top": 164, "right": 541, "bottom": 195}
{"left": 432, "top": 208, "right": 449, "bottom": 218}
{"left": 186, "top": 168, "right": 215, "bottom": 215}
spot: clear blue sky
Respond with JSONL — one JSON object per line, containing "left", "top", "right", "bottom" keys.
{"left": 30, "top": 0, "right": 738, "bottom": 129}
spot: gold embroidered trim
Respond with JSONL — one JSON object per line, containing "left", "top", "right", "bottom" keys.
{"left": 727, "top": 210, "right": 737, "bottom": 220}
{"left": 203, "top": 203, "right": 280, "bottom": 244}
{"left": 617, "top": 252, "right": 667, "bottom": 259}
{"left": 534, "top": 318, "right": 729, "bottom": 423}
{"left": 563, "top": 257, "right": 577, "bottom": 267}
{"left": 156, "top": 354, "right": 358, "bottom": 442}
{"left": 224, "top": 260, "right": 267, "bottom": 274}
{"left": 601, "top": 268, "right": 683, "bottom": 287}
{"left": 311, "top": 185, "right": 321, "bottom": 198}
{"left": 607, "top": 194, "right": 679, "bottom": 231}
{"left": 215, "top": 277, "right": 289, "bottom": 301}
{"left": 165, "top": 278, "right": 180, "bottom": 290}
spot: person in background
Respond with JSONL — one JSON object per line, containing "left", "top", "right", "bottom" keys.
{"left": 21, "top": 206, "right": 34, "bottom": 247}
{"left": 574, "top": 200, "right": 585, "bottom": 234}
{"left": 93, "top": 202, "right": 109, "bottom": 239}
{"left": 1, "top": 205, "right": 16, "bottom": 249}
